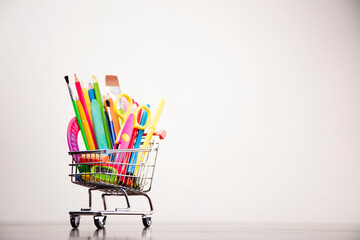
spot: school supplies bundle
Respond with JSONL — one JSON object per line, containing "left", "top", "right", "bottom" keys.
{"left": 65, "top": 74, "right": 166, "bottom": 229}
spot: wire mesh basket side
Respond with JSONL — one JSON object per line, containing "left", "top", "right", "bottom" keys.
{"left": 69, "top": 137, "right": 160, "bottom": 193}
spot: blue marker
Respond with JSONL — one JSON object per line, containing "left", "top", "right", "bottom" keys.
{"left": 128, "top": 104, "right": 149, "bottom": 174}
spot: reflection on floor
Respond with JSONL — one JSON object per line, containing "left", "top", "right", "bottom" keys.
{"left": 69, "top": 226, "right": 151, "bottom": 239}
{"left": 0, "top": 222, "right": 360, "bottom": 240}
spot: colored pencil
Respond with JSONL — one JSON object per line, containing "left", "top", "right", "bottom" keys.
{"left": 88, "top": 83, "right": 96, "bottom": 102}
{"left": 81, "top": 81, "right": 92, "bottom": 125}
{"left": 75, "top": 74, "right": 98, "bottom": 149}
{"left": 77, "top": 100, "right": 96, "bottom": 150}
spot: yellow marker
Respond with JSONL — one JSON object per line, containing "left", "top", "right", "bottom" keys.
{"left": 82, "top": 81, "right": 92, "bottom": 125}
{"left": 77, "top": 100, "right": 96, "bottom": 150}
{"left": 134, "top": 99, "right": 165, "bottom": 176}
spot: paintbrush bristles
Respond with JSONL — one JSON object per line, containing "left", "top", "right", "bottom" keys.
{"left": 105, "top": 75, "right": 120, "bottom": 87}
{"left": 64, "top": 75, "right": 74, "bottom": 101}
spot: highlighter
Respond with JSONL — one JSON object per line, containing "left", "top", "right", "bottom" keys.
{"left": 90, "top": 99, "right": 108, "bottom": 149}
{"left": 91, "top": 165, "right": 117, "bottom": 184}
{"left": 92, "top": 75, "right": 112, "bottom": 149}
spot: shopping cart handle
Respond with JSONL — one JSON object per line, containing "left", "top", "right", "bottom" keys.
{"left": 143, "top": 129, "right": 167, "bottom": 140}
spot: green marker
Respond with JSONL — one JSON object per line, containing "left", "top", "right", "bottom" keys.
{"left": 92, "top": 75, "right": 112, "bottom": 148}
{"left": 91, "top": 99, "right": 108, "bottom": 149}
{"left": 64, "top": 76, "right": 89, "bottom": 150}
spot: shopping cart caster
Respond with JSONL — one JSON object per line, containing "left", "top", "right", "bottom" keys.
{"left": 94, "top": 216, "right": 107, "bottom": 229}
{"left": 142, "top": 216, "right": 152, "bottom": 228}
{"left": 70, "top": 215, "right": 80, "bottom": 229}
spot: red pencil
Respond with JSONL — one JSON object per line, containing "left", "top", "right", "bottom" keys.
{"left": 74, "top": 74, "right": 98, "bottom": 149}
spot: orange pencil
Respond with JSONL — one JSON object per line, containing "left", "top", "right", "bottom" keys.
{"left": 81, "top": 81, "right": 92, "bottom": 125}
{"left": 76, "top": 100, "right": 96, "bottom": 150}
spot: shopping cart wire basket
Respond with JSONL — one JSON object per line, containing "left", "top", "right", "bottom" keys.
{"left": 68, "top": 136, "right": 162, "bottom": 229}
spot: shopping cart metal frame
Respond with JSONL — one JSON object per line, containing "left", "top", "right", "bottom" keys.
{"left": 68, "top": 137, "right": 161, "bottom": 229}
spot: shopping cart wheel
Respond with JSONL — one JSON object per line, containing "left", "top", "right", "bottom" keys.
{"left": 142, "top": 216, "right": 152, "bottom": 228}
{"left": 70, "top": 215, "right": 80, "bottom": 229}
{"left": 94, "top": 216, "right": 107, "bottom": 229}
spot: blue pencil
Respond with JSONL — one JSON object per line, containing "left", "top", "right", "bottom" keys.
{"left": 88, "top": 83, "right": 96, "bottom": 102}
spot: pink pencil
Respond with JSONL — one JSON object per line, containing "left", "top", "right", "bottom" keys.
{"left": 74, "top": 74, "right": 98, "bottom": 149}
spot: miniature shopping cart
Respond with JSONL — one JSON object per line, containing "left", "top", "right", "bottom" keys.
{"left": 68, "top": 136, "right": 162, "bottom": 229}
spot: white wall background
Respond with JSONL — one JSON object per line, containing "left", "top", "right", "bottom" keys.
{"left": 0, "top": 0, "right": 360, "bottom": 224}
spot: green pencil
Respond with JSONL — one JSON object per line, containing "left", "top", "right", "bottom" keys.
{"left": 92, "top": 75, "right": 112, "bottom": 149}
{"left": 65, "top": 76, "right": 90, "bottom": 150}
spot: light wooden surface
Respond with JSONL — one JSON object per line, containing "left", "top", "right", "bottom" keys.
{"left": 0, "top": 222, "right": 359, "bottom": 240}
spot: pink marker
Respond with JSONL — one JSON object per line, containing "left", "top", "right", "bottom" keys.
{"left": 113, "top": 113, "right": 135, "bottom": 173}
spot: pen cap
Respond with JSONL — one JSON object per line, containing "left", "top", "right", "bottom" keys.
{"left": 150, "top": 99, "right": 165, "bottom": 131}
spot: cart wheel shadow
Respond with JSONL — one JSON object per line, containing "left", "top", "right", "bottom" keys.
{"left": 93, "top": 228, "right": 106, "bottom": 238}
{"left": 142, "top": 227, "right": 152, "bottom": 239}
{"left": 69, "top": 229, "right": 79, "bottom": 238}
{"left": 69, "top": 228, "right": 106, "bottom": 239}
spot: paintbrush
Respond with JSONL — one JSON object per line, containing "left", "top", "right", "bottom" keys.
{"left": 64, "top": 76, "right": 89, "bottom": 150}
{"left": 105, "top": 75, "right": 123, "bottom": 110}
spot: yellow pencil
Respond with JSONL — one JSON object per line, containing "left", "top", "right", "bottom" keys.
{"left": 81, "top": 81, "right": 92, "bottom": 125}
{"left": 134, "top": 99, "right": 165, "bottom": 177}
{"left": 77, "top": 100, "right": 96, "bottom": 150}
